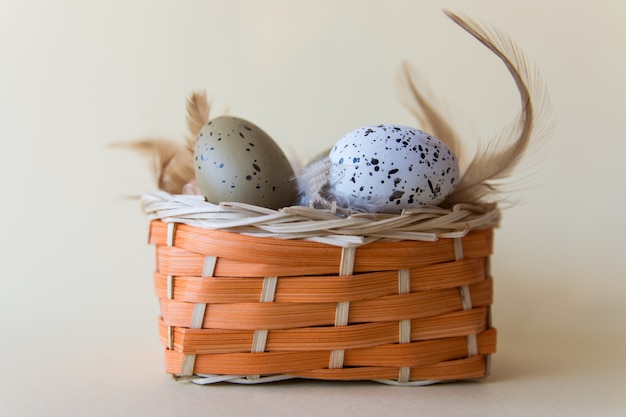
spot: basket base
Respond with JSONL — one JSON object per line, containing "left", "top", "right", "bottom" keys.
{"left": 162, "top": 328, "right": 496, "bottom": 385}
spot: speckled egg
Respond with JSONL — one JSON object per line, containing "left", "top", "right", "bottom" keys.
{"left": 327, "top": 124, "right": 459, "bottom": 213}
{"left": 194, "top": 116, "right": 297, "bottom": 209}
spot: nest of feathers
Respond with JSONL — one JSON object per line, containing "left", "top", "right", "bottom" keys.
{"left": 117, "top": 10, "right": 552, "bottom": 211}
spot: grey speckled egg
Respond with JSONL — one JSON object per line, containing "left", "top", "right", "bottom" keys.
{"left": 328, "top": 124, "right": 459, "bottom": 213}
{"left": 194, "top": 116, "right": 297, "bottom": 209}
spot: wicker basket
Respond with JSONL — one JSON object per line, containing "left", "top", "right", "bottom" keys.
{"left": 142, "top": 191, "right": 500, "bottom": 385}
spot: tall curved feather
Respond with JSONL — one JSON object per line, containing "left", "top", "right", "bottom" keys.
{"left": 441, "top": 10, "right": 552, "bottom": 207}
{"left": 400, "top": 62, "right": 464, "bottom": 164}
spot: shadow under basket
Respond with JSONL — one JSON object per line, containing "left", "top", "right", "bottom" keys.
{"left": 143, "top": 192, "right": 499, "bottom": 386}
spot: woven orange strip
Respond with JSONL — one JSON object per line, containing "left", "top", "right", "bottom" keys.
{"left": 163, "top": 329, "right": 496, "bottom": 375}
{"left": 158, "top": 279, "right": 492, "bottom": 330}
{"left": 155, "top": 245, "right": 337, "bottom": 277}
{"left": 153, "top": 258, "right": 487, "bottom": 303}
{"left": 149, "top": 221, "right": 493, "bottom": 276}
{"left": 291, "top": 355, "right": 489, "bottom": 381}
{"left": 159, "top": 307, "right": 488, "bottom": 354}
{"left": 150, "top": 222, "right": 342, "bottom": 267}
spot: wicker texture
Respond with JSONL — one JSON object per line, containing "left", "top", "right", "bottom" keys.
{"left": 144, "top": 192, "right": 498, "bottom": 385}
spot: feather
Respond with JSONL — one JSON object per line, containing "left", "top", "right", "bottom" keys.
{"left": 400, "top": 62, "right": 464, "bottom": 164}
{"left": 112, "top": 139, "right": 194, "bottom": 194}
{"left": 437, "top": 10, "right": 552, "bottom": 207}
{"left": 296, "top": 152, "right": 390, "bottom": 215}
{"left": 116, "top": 90, "right": 212, "bottom": 194}
{"left": 184, "top": 90, "right": 211, "bottom": 153}
{"left": 295, "top": 154, "right": 332, "bottom": 207}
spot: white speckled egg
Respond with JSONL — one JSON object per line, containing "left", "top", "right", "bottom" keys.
{"left": 194, "top": 116, "right": 297, "bottom": 209}
{"left": 327, "top": 124, "right": 459, "bottom": 213}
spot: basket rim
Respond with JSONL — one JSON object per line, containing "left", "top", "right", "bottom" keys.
{"left": 141, "top": 191, "right": 500, "bottom": 247}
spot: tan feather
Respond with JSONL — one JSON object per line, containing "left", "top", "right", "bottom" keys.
{"left": 400, "top": 62, "right": 464, "bottom": 164}
{"left": 439, "top": 10, "right": 552, "bottom": 207}
{"left": 116, "top": 90, "right": 212, "bottom": 194}
{"left": 184, "top": 90, "right": 211, "bottom": 153}
{"left": 112, "top": 139, "right": 194, "bottom": 194}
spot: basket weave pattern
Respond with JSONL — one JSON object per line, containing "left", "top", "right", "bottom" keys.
{"left": 144, "top": 192, "right": 498, "bottom": 385}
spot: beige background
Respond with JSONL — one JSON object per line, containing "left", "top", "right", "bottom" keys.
{"left": 1, "top": 0, "right": 625, "bottom": 415}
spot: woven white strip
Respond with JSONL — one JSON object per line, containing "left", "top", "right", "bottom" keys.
{"left": 166, "top": 275, "right": 174, "bottom": 299}
{"left": 461, "top": 302, "right": 478, "bottom": 354}
{"left": 251, "top": 276, "right": 278, "bottom": 353}
{"left": 329, "top": 247, "right": 355, "bottom": 369}
{"left": 398, "top": 268, "right": 411, "bottom": 383}
{"left": 190, "top": 255, "right": 218, "bottom": 329}
{"left": 329, "top": 300, "right": 350, "bottom": 368}
{"left": 454, "top": 237, "right": 478, "bottom": 357}
{"left": 466, "top": 333, "right": 479, "bottom": 357}
{"left": 485, "top": 256, "right": 492, "bottom": 277}
{"left": 192, "top": 374, "right": 295, "bottom": 385}
{"left": 166, "top": 222, "right": 176, "bottom": 246}
{"left": 181, "top": 255, "right": 219, "bottom": 377}
{"left": 141, "top": 192, "right": 501, "bottom": 247}
{"left": 167, "top": 326, "right": 174, "bottom": 351}
{"left": 459, "top": 285, "right": 478, "bottom": 357}
{"left": 485, "top": 256, "right": 493, "bottom": 373}
{"left": 202, "top": 256, "right": 217, "bottom": 277}
{"left": 328, "top": 350, "right": 345, "bottom": 369}
{"left": 397, "top": 367, "right": 411, "bottom": 384}
{"left": 251, "top": 330, "right": 269, "bottom": 353}
{"left": 398, "top": 319, "right": 411, "bottom": 344}
{"left": 180, "top": 354, "right": 196, "bottom": 377}
{"left": 191, "top": 373, "right": 442, "bottom": 386}
{"left": 397, "top": 268, "right": 411, "bottom": 294}
{"left": 334, "top": 301, "right": 350, "bottom": 327}
{"left": 375, "top": 378, "right": 442, "bottom": 387}
{"left": 189, "top": 306, "right": 207, "bottom": 329}
{"left": 166, "top": 223, "right": 177, "bottom": 351}
{"left": 339, "top": 247, "right": 356, "bottom": 276}
{"left": 259, "top": 276, "right": 278, "bottom": 303}
{"left": 459, "top": 285, "right": 474, "bottom": 311}
{"left": 453, "top": 237, "right": 464, "bottom": 261}
{"left": 248, "top": 276, "right": 278, "bottom": 379}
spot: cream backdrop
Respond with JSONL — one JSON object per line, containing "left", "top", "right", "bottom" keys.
{"left": 1, "top": 0, "right": 625, "bottom": 416}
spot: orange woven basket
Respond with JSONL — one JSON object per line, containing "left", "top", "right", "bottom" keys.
{"left": 142, "top": 191, "right": 500, "bottom": 385}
